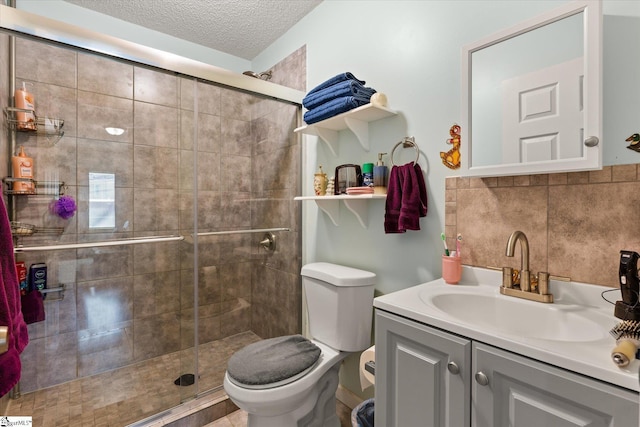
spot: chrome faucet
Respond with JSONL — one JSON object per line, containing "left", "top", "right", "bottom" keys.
{"left": 505, "top": 230, "right": 531, "bottom": 291}
{"left": 501, "top": 230, "right": 553, "bottom": 303}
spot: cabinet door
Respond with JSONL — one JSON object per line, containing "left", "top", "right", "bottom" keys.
{"left": 375, "top": 310, "right": 471, "bottom": 427}
{"left": 472, "top": 342, "right": 639, "bottom": 427}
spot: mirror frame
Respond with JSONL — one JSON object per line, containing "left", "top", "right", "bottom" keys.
{"left": 459, "top": 0, "right": 602, "bottom": 177}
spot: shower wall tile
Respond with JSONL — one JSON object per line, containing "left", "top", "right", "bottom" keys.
{"left": 133, "top": 188, "right": 179, "bottom": 232}
{"left": 197, "top": 151, "right": 222, "bottom": 191}
{"left": 133, "top": 101, "right": 179, "bottom": 148}
{"left": 76, "top": 246, "right": 133, "bottom": 281}
{"left": 180, "top": 110, "right": 196, "bottom": 151}
{"left": 178, "top": 237, "right": 220, "bottom": 271}
{"left": 16, "top": 38, "right": 77, "bottom": 88}
{"left": 446, "top": 164, "right": 640, "bottom": 288}
{"left": 28, "top": 83, "right": 78, "bottom": 137}
{"left": 217, "top": 234, "right": 253, "bottom": 264}
{"left": 197, "top": 304, "right": 224, "bottom": 344}
{"left": 36, "top": 331, "right": 78, "bottom": 389}
{"left": 133, "top": 311, "right": 181, "bottom": 361}
{"left": 221, "top": 117, "right": 253, "bottom": 156}
{"left": 133, "top": 240, "right": 181, "bottom": 275}
{"left": 76, "top": 276, "right": 133, "bottom": 331}
{"left": 178, "top": 191, "right": 223, "bottom": 231}
{"left": 179, "top": 150, "right": 196, "bottom": 192}
{"left": 196, "top": 81, "right": 222, "bottom": 116}
{"left": 220, "top": 88, "right": 253, "bottom": 121}
{"left": 220, "top": 193, "right": 252, "bottom": 228}
{"left": 133, "top": 271, "right": 181, "bottom": 318}
{"left": 78, "top": 52, "right": 133, "bottom": 99}
{"left": 253, "top": 104, "right": 300, "bottom": 155}
{"left": 77, "top": 91, "right": 133, "bottom": 142}
{"left": 180, "top": 78, "right": 222, "bottom": 116}
{"left": 221, "top": 155, "right": 251, "bottom": 193}
{"left": 196, "top": 113, "right": 222, "bottom": 153}
{"left": 77, "top": 321, "right": 133, "bottom": 377}
{"left": 251, "top": 192, "right": 298, "bottom": 230}
{"left": 220, "top": 299, "right": 251, "bottom": 337}
{"left": 220, "top": 262, "right": 252, "bottom": 303}
{"left": 267, "top": 44, "right": 306, "bottom": 91}
{"left": 30, "top": 134, "right": 77, "bottom": 185}
{"left": 134, "top": 145, "right": 179, "bottom": 189}
{"left": 76, "top": 138, "right": 133, "bottom": 186}
{"left": 134, "top": 66, "right": 178, "bottom": 107}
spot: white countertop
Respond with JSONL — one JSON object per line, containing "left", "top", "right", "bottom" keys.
{"left": 373, "top": 266, "right": 639, "bottom": 392}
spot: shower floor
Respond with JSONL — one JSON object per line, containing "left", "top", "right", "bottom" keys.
{"left": 7, "top": 331, "right": 261, "bottom": 427}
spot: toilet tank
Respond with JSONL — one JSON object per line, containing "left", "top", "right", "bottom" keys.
{"left": 301, "top": 262, "right": 376, "bottom": 352}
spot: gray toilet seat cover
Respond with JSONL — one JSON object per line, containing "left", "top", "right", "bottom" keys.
{"left": 227, "top": 335, "right": 321, "bottom": 386}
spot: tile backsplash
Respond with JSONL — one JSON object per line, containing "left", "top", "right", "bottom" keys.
{"left": 446, "top": 165, "right": 640, "bottom": 288}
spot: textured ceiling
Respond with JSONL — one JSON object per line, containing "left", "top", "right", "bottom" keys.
{"left": 62, "top": 0, "right": 322, "bottom": 60}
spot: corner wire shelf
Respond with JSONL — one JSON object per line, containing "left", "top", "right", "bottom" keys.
{"left": 2, "top": 177, "right": 66, "bottom": 196}
{"left": 3, "top": 107, "right": 65, "bottom": 145}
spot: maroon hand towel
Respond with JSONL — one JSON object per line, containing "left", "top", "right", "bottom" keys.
{"left": 399, "top": 163, "right": 427, "bottom": 231}
{"left": 384, "top": 165, "right": 404, "bottom": 233}
{"left": 384, "top": 163, "right": 428, "bottom": 233}
{"left": 0, "top": 196, "right": 29, "bottom": 398}
{"left": 21, "top": 290, "right": 45, "bottom": 324}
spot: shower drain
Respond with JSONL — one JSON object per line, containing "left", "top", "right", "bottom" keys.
{"left": 174, "top": 373, "right": 196, "bottom": 386}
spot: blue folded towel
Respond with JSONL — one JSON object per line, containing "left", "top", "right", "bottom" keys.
{"left": 306, "top": 72, "right": 365, "bottom": 97}
{"left": 303, "top": 80, "right": 376, "bottom": 110}
{"left": 303, "top": 96, "right": 368, "bottom": 124}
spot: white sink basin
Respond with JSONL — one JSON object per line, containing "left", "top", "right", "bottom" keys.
{"left": 423, "top": 291, "right": 610, "bottom": 342}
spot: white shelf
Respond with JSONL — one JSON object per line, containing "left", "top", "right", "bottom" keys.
{"left": 294, "top": 104, "right": 396, "bottom": 156}
{"left": 295, "top": 194, "right": 386, "bottom": 228}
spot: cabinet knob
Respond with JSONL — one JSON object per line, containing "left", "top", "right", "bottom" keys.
{"left": 447, "top": 361, "right": 460, "bottom": 375}
{"left": 475, "top": 371, "right": 489, "bottom": 386}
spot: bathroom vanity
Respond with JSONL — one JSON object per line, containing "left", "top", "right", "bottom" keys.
{"left": 373, "top": 266, "right": 639, "bottom": 427}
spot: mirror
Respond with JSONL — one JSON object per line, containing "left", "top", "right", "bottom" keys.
{"left": 460, "top": 0, "right": 602, "bottom": 177}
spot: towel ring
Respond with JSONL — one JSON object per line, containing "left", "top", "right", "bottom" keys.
{"left": 390, "top": 136, "right": 419, "bottom": 166}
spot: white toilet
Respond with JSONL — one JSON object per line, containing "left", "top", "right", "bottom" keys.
{"left": 223, "top": 262, "right": 376, "bottom": 427}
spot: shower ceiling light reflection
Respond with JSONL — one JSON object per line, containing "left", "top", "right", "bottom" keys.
{"left": 105, "top": 126, "right": 125, "bottom": 136}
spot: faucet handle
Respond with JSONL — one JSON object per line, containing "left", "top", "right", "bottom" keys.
{"left": 538, "top": 272, "right": 550, "bottom": 295}
{"left": 502, "top": 267, "right": 513, "bottom": 288}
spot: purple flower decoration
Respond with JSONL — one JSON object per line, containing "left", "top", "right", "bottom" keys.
{"left": 51, "top": 195, "right": 77, "bottom": 220}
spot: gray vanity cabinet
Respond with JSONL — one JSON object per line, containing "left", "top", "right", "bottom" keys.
{"left": 375, "top": 310, "right": 639, "bottom": 427}
{"left": 375, "top": 310, "right": 471, "bottom": 427}
{"left": 473, "top": 342, "right": 638, "bottom": 427}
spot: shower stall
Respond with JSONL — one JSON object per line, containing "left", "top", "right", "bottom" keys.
{"left": 0, "top": 6, "right": 302, "bottom": 425}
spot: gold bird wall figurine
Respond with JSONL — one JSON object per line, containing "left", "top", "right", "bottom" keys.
{"left": 441, "top": 124, "right": 461, "bottom": 169}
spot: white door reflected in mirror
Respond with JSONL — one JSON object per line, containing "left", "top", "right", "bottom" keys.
{"left": 460, "top": 0, "right": 602, "bottom": 177}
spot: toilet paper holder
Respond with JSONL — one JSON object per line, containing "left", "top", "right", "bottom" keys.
{"left": 364, "top": 361, "right": 375, "bottom": 375}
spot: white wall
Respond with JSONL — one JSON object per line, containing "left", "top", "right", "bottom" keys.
{"left": 254, "top": 0, "right": 575, "bottom": 295}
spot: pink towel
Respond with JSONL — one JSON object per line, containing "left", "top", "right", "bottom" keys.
{"left": 384, "top": 163, "right": 428, "bottom": 233}
{"left": 0, "top": 196, "right": 29, "bottom": 397}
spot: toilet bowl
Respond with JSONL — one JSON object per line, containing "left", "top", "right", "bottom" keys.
{"left": 223, "top": 262, "right": 376, "bottom": 427}
{"left": 223, "top": 340, "right": 348, "bottom": 426}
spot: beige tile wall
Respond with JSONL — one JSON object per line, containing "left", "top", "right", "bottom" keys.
{"left": 446, "top": 165, "right": 640, "bottom": 288}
